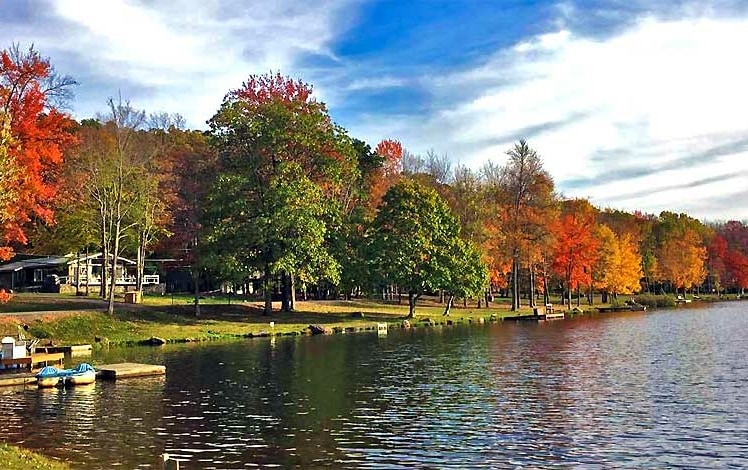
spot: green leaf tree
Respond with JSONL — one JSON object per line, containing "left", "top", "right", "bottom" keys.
{"left": 370, "top": 179, "right": 486, "bottom": 318}
{"left": 206, "top": 73, "right": 357, "bottom": 314}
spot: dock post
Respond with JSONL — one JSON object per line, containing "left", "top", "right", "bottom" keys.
{"left": 162, "top": 453, "right": 180, "bottom": 470}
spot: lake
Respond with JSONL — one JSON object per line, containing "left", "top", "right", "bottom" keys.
{"left": 2, "top": 302, "right": 748, "bottom": 468}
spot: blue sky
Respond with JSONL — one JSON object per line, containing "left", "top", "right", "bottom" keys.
{"left": 3, "top": 0, "right": 748, "bottom": 220}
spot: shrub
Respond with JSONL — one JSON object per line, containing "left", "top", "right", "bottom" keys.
{"left": 0, "top": 289, "right": 12, "bottom": 304}
{"left": 634, "top": 294, "right": 676, "bottom": 308}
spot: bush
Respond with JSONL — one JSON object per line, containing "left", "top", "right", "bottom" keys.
{"left": 0, "top": 288, "right": 12, "bottom": 304}
{"left": 633, "top": 294, "right": 676, "bottom": 308}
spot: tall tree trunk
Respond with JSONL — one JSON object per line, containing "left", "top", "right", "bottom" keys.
{"left": 85, "top": 246, "right": 90, "bottom": 297}
{"left": 542, "top": 258, "right": 550, "bottom": 307}
{"left": 100, "top": 228, "right": 107, "bottom": 299}
{"left": 193, "top": 268, "right": 200, "bottom": 318}
{"left": 281, "top": 272, "right": 291, "bottom": 312}
{"left": 290, "top": 273, "right": 296, "bottom": 311}
{"left": 511, "top": 256, "right": 520, "bottom": 311}
{"left": 107, "top": 220, "right": 121, "bottom": 315}
{"left": 407, "top": 291, "right": 417, "bottom": 318}
{"left": 263, "top": 263, "right": 272, "bottom": 315}
{"left": 136, "top": 230, "right": 143, "bottom": 292}
{"left": 528, "top": 259, "right": 536, "bottom": 309}
{"left": 443, "top": 294, "right": 454, "bottom": 316}
{"left": 75, "top": 252, "right": 80, "bottom": 296}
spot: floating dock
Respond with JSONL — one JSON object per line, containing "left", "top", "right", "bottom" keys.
{"left": 0, "top": 362, "right": 165, "bottom": 387}
{"left": 96, "top": 363, "right": 166, "bottom": 380}
{"left": 0, "top": 372, "right": 37, "bottom": 387}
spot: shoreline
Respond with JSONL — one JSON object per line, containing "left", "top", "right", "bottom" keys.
{"left": 0, "top": 293, "right": 737, "bottom": 348}
{"left": 0, "top": 443, "right": 70, "bottom": 469}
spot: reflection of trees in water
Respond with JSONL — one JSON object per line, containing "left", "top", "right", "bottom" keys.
{"left": 486, "top": 323, "right": 580, "bottom": 459}
{"left": 5, "top": 307, "right": 745, "bottom": 468}
{"left": 2, "top": 377, "right": 166, "bottom": 468}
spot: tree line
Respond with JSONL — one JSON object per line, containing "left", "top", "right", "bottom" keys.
{"left": 1, "top": 45, "right": 746, "bottom": 317}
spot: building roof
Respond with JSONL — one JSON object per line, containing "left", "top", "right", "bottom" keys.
{"left": 0, "top": 256, "right": 70, "bottom": 273}
{"left": 0, "top": 253, "right": 136, "bottom": 273}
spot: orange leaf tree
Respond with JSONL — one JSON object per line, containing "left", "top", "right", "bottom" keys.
{"left": 0, "top": 44, "right": 76, "bottom": 259}
{"left": 551, "top": 210, "right": 599, "bottom": 307}
{"left": 657, "top": 228, "right": 707, "bottom": 294}
{"left": 491, "top": 140, "right": 557, "bottom": 311}
{"left": 365, "top": 139, "right": 403, "bottom": 214}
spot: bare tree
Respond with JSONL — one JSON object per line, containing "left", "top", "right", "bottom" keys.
{"left": 425, "top": 149, "right": 451, "bottom": 184}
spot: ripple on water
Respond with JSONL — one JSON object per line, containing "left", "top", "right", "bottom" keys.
{"left": 2, "top": 305, "right": 748, "bottom": 467}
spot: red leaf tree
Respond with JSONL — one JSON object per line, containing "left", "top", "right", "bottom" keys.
{"left": 0, "top": 45, "right": 76, "bottom": 259}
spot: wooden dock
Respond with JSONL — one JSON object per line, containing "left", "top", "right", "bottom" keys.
{"left": 512, "top": 312, "right": 565, "bottom": 322}
{"left": 42, "top": 344, "right": 93, "bottom": 356}
{"left": 0, "top": 372, "right": 37, "bottom": 387}
{"left": 0, "top": 352, "right": 64, "bottom": 371}
{"left": 96, "top": 363, "right": 166, "bottom": 380}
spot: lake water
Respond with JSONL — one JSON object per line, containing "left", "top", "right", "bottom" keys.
{"left": 2, "top": 302, "right": 748, "bottom": 468}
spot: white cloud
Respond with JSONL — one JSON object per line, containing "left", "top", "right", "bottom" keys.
{"left": 349, "top": 13, "right": 748, "bottom": 219}
{"left": 3, "top": 1, "right": 747, "bottom": 219}
{"left": 1, "top": 0, "right": 352, "bottom": 125}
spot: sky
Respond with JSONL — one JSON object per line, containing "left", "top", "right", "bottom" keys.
{"left": 2, "top": 0, "right": 748, "bottom": 220}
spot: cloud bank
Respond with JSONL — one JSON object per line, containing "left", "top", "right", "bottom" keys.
{"left": 347, "top": 13, "right": 748, "bottom": 219}
{"left": 3, "top": 1, "right": 748, "bottom": 219}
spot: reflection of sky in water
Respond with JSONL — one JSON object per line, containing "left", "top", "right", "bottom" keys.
{"left": 1, "top": 303, "right": 747, "bottom": 468}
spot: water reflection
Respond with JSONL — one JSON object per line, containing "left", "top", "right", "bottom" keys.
{"left": 1, "top": 303, "right": 748, "bottom": 468}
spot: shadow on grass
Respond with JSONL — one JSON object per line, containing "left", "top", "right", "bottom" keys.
{"left": 121, "top": 303, "right": 408, "bottom": 326}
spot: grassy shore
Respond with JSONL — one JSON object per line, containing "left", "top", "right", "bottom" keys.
{"left": 0, "top": 443, "right": 70, "bottom": 469}
{"left": 0, "top": 293, "right": 528, "bottom": 346}
{"left": 0, "top": 292, "right": 726, "bottom": 347}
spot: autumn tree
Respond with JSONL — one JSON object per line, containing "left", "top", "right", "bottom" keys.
{"left": 63, "top": 98, "right": 170, "bottom": 313}
{"left": 652, "top": 212, "right": 708, "bottom": 294}
{"left": 128, "top": 116, "right": 188, "bottom": 293}
{"left": 156, "top": 129, "right": 216, "bottom": 315}
{"left": 707, "top": 234, "right": 728, "bottom": 295}
{"left": 365, "top": 139, "right": 403, "bottom": 214}
{"left": 598, "top": 228, "right": 643, "bottom": 300}
{"left": 0, "top": 44, "right": 76, "bottom": 259}
{"left": 205, "top": 73, "right": 358, "bottom": 314}
{"left": 370, "top": 179, "right": 486, "bottom": 318}
{"left": 657, "top": 228, "right": 707, "bottom": 294}
{"left": 0, "top": 112, "right": 16, "bottom": 242}
{"left": 551, "top": 207, "right": 599, "bottom": 307}
{"left": 491, "top": 140, "right": 556, "bottom": 311}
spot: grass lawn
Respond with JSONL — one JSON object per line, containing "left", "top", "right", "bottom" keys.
{"left": 1, "top": 291, "right": 714, "bottom": 346}
{"left": 0, "top": 443, "right": 70, "bottom": 470}
{"left": 0, "top": 292, "right": 534, "bottom": 346}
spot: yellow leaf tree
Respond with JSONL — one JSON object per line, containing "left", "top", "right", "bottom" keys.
{"left": 594, "top": 225, "right": 643, "bottom": 301}
{"left": 658, "top": 229, "right": 707, "bottom": 294}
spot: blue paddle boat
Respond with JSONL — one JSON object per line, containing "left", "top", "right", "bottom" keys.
{"left": 36, "top": 363, "right": 96, "bottom": 388}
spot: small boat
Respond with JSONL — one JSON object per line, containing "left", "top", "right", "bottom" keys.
{"left": 64, "top": 363, "right": 96, "bottom": 386}
{"left": 35, "top": 363, "right": 96, "bottom": 388}
{"left": 36, "top": 366, "right": 65, "bottom": 388}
